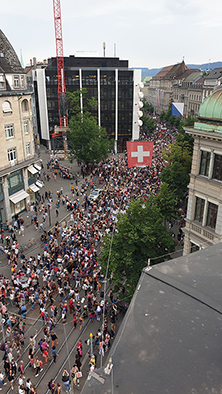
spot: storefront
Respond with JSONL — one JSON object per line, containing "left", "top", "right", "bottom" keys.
{"left": 9, "top": 189, "right": 29, "bottom": 217}
{"left": 28, "top": 183, "right": 40, "bottom": 203}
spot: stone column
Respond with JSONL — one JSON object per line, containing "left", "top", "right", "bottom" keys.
{"left": 3, "top": 176, "right": 11, "bottom": 222}
{"left": 208, "top": 150, "right": 214, "bottom": 179}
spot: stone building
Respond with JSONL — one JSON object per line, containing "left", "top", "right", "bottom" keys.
{"left": 183, "top": 88, "right": 222, "bottom": 254}
{"left": 0, "top": 30, "right": 38, "bottom": 222}
{"left": 145, "top": 61, "right": 187, "bottom": 114}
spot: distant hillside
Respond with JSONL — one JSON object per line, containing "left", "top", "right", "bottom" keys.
{"left": 134, "top": 61, "right": 222, "bottom": 78}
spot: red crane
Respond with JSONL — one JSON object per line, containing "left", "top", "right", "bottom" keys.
{"left": 53, "top": 0, "right": 68, "bottom": 129}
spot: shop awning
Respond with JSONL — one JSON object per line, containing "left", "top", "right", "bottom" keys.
{"left": 36, "top": 180, "right": 44, "bottom": 188}
{"left": 27, "top": 165, "right": 38, "bottom": 175}
{"left": 29, "top": 184, "right": 40, "bottom": 193}
{"left": 9, "top": 190, "right": 29, "bottom": 204}
{"left": 34, "top": 163, "right": 41, "bottom": 171}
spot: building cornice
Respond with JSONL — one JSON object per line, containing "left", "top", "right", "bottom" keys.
{"left": 184, "top": 127, "right": 222, "bottom": 141}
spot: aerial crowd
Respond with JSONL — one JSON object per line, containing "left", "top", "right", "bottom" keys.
{"left": 0, "top": 119, "right": 180, "bottom": 393}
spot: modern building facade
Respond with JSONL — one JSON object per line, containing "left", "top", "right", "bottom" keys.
{"left": 183, "top": 88, "right": 222, "bottom": 254}
{"left": 0, "top": 30, "right": 38, "bottom": 222}
{"left": 33, "top": 56, "right": 142, "bottom": 152}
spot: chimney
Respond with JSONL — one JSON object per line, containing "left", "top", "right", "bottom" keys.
{"left": 30, "top": 59, "right": 32, "bottom": 66}
{"left": 43, "top": 59, "right": 47, "bottom": 65}
{"left": 33, "top": 57, "right": 37, "bottom": 70}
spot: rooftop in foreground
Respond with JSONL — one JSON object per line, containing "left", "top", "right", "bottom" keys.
{"left": 81, "top": 242, "right": 222, "bottom": 394}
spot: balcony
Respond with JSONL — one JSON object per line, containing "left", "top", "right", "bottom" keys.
{"left": 190, "top": 220, "right": 215, "bottom": 242}
{"left": 0, "top": 154, "right": 38, "bottom": 178}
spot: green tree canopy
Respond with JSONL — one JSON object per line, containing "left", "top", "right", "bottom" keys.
{"left": 143, "top": 101, "right": 154, "bottom": 114}
{"left": 141, "top": 115, "right": 156, "bottom": 133}
{"left": 160, "top": 161, "right": 190, "bottom": 199}
{"left": 99, "top": 196, "right": 176, "bottom": 296}
{"left": 67, "top": 89, "right": 112, "bottom": 164}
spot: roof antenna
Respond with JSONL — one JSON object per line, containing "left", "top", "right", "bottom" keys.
{"left": 114, "top": 43, "right": 116, "bottom": 57}
{"left": 20, "top": 48, "right": 24, "bottom": 69}
{"left": 103, "top": 42, "right": 106, "bottom": 57}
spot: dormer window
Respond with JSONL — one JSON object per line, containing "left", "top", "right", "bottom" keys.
{"left": 0, "top": 75, "right": 4, "bottom": 88}
{"left": 14, "top": 75, "right": 19, "bottom": 88}
{"left": 21, "top": 75, "right": 25, "bottom": 88}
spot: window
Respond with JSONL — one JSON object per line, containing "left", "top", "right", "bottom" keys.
{"left": 8, "top": 170, "right": 23, "bottom": 189}
{"left": 21, "top": 75, "right": 25, "bottom": 88}
{"left": 21, "top": 99, "right": 28, "bottom": 112}
{"left": 24, "top": 120, "right": 29, "bottom": 134}
{"left": 5, "top": 124, "right": 14, "bottom": 138}
{"left": 14, "top": 75, "right": 19, "bottom": 88}
{"left": 213, "top": 154, "right": 222, "bottom": 181}
{"left": 199, "top": 151, "right": 211, "bottom": 176}
{"left": 194, "top": 197, "right": 205, "bottom": 223}
{"left": 26, "top": 143, "right": 30, "bottom": 156}
{"left": 206, "top": 202, "right": 218, "bottom": 229}
{"left": 7, "top": 148, "right": 16, "bottom": 162}
{"left": 2, "top": 100, "right": 12, "bottom": 113}
{"left": 0, "top": 75, "right": 4, "bottom": 88}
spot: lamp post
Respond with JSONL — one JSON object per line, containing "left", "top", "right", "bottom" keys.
{"left": 47, "top": 203, "right": 51, "bottom": 227}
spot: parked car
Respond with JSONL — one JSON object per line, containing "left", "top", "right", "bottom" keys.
{"left": 88, "top": 188, "right": 103, "bottom": 201}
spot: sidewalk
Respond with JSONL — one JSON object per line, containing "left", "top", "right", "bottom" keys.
{"left": 3, "top": 146, "right": 86, "bottom": 257}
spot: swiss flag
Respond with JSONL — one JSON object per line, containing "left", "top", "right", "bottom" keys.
{"left": 127, "top": 141, "right": 154, "bottom": 168}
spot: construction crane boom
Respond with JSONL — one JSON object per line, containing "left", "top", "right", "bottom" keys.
{"left": 53, "top": 0, "right": 68, "bottom": 129}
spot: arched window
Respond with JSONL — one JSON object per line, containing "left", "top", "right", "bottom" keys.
{"left": 21, "top": 99, "right": 28, "bottom": 112}
{"left": 2, "top": 100, "right": 12, "bottom": 113}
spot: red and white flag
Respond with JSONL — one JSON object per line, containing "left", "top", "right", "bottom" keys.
{"left": 127, "top": 141, "right": 153, "bottom": 168}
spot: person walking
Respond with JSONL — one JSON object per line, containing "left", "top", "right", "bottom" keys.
{"left": 52, "top": 346, "right": 59, "bottom": 363}
{"left": 62, "top": 369, "right": 71, "bottom": 392}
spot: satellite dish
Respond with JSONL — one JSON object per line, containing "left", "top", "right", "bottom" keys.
{"left": 138, "top": 91, "right": 144, "bottom": 99}
{"left": 138, "top": 110, "right": 143, "bottom": 117}
{"left": 138, "top": 119, "right": 143, "bottom": 126}
{"left": 139, "top": 82, "right": 144, "bottom": 89}
{"left": 138, "top": 101, "right": 143, "bottom": 108}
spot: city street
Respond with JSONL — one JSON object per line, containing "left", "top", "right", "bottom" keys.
{"left": 0, "top": 146, "right": 124, "bottom": 393}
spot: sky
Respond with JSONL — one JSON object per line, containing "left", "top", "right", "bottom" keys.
{"left": 1, "top": 0, "right": 222, "bottom": 69}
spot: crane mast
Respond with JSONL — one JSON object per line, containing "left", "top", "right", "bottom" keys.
{"left": 53, "top": 0, "right": 68, "bottom": 129}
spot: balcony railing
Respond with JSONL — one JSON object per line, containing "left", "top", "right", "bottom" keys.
{"left": 191, "top": 221, "right": 215, "bottom": 241}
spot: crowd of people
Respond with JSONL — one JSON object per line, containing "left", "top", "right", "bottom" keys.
{"left": 0, "top": 119, "right": 185, "bottom": 392}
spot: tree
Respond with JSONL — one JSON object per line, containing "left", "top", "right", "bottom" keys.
{"left": 143, "top": 101, "right": 154, "bottom": 114}
{"left": 160, "top": 161, "right": 190, "bottom": 199}
{"left": 99, "top": 196, "right": 176, "bottom": 296}
{"left": 162, "top": 138, "right": 192, "bottom": 174}
{"left": 141, "top": 115, "right": 156, "bottom": 133}
{"left": 155, "top": 182, "right": 178, "bottom": 226}
{"left": 67, "top": 89, "right": 112, "bottom": 164}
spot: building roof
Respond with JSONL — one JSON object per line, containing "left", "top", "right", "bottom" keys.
{"left": 199, "top": 87, "right": 222, "bottom": 120}
{"left": 184, "top": 70, "right": 203, "bottom": 83}
{"left": 0, "top": 30, "right": 23, "bottom": 74}
{"left": 204, "top": 68, "right": 222, "bottom": 80}
{"left": 152, "top": 64, "right": 174, "bottom": 80}
{"left": 81, "top": 243, "right": 222, "bottom": 394}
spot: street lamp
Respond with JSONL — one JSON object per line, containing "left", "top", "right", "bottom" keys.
{"left": 47, "top": 203, "right": 51, "bottom": 227}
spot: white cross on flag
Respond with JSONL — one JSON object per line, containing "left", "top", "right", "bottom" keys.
{"left": 126, "top": 141, "right": 154, "bottom": 168}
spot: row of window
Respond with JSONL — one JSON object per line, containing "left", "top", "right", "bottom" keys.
{"left": 4, "top": 121, "right": 29, "bottom": 139}
{"left": 7, "top": 144, "right": 30, "bottom": 162}
{"left": 2, "top": 99, "right": 30, "bottom": 114}
{"left": 199, "top": 150, "right": 222, "bottom": 181}
{"left": 195, "top": 197, "right": 218, "bottom": 229}
{"left": 13, "top": 75, "right": 26, "bottom": 89}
